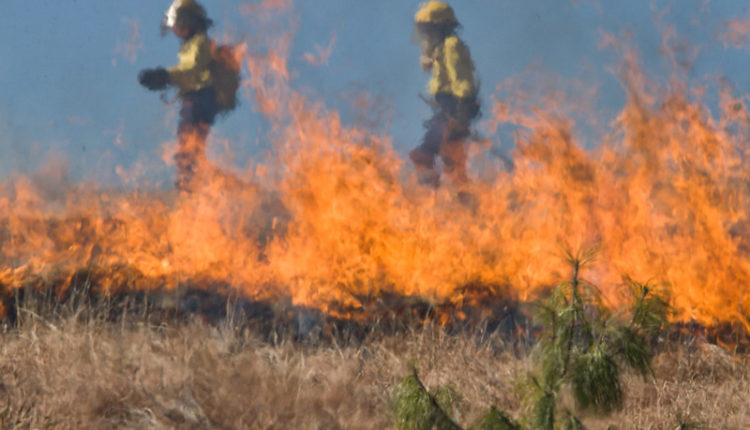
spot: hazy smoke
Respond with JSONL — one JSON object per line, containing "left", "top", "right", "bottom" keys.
{"left": 721, "top": 10, "right": 750, "bottom": 50}
{"left": 302, "top": 34, "right": 336, "bottom": 66}
{"left": 113, "top": 18, "right": 144, "bottom": 66}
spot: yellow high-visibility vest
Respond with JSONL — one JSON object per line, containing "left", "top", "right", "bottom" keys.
{"left": 168, "top": 33, "right": 213, "bottom": 95}
{"left": 428, "top": 35, "right": 476, "bottom": 99}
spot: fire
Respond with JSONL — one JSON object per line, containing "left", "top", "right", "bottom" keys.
{"left": 1, "top": 2, "right": 749, "bottom": 333}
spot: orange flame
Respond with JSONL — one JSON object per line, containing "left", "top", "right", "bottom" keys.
{"left": 1, "top": 3, "right": 749, "bottom": 332}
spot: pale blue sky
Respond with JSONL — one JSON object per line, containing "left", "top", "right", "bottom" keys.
{"left": 1, "top": 0, "right": 749, "bottom": 187}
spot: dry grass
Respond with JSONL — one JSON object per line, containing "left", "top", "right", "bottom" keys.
{"left": 0, "top": 312, "right": 747, "bottom": 429}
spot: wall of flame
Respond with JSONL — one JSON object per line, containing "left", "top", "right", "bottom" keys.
{"left": 1, "top": 0, "right": 749, "bottom": 331}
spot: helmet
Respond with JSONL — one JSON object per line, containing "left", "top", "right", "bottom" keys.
{"left": 414, "top": 1, "right": 457, "bottom": 25}
{"left": 161, "top": 0, "right": 208, "bottom": 33}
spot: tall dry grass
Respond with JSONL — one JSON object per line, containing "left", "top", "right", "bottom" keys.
{"left": 0, "top": 306, "right": 747, "bottom": 429}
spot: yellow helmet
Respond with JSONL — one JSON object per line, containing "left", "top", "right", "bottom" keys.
{"left": 415, "top": 1, "right": 457, "bottom": 25}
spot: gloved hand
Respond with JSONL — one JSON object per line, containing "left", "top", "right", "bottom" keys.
{"left": 138, "top": 68, "right": 169, "bottom": 91}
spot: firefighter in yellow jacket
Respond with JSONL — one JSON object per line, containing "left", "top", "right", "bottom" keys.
{"left": 410, "top": 1, "right": 480, "bottom": 187}
{"left": 138, "top": 0, "right": 217, "bottom": 191}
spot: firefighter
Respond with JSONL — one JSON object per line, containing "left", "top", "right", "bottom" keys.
{"left": 138, "top": 0, "right": 218, "bottom": 192}
{"left": 410, "top": 1, "right": 480, "bottom": 188}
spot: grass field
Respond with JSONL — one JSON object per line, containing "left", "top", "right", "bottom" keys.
{"left": 0, "top": 302, "right": 748, "bottom": 430}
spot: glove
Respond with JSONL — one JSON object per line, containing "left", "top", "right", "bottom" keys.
{"left": 138, "top": 68, "right": 169, "bottom": 91}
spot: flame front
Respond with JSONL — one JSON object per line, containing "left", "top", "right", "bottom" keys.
{"left": 1, "top": 3, "right": 749, "bottom": 332}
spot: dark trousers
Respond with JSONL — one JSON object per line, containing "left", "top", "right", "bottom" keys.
{"left": 410, "top": 93, "right": 479, "bottom": 187}
{"left": 175, "top": 87, "right": 218, "bottom": 191}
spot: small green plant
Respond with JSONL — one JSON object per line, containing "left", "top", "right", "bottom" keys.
{"left": 391, "top": 246, "right": 670, "bottom": 430}
{"left": 391, "top": 371, "right": 522, "bottom": 430}
{"left": 469, "top": 407, "right": 522, "bottom": 430}
{"left": 391, "top": 371, "right": 462, "bottom": 430}
{"left": 524, "top": 246, "right": 669, "bottom": 429}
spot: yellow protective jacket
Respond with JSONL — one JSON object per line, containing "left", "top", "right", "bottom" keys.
{"left": 427, "top": 35, "right": 476, "bottom": 99}
{"left": 168, "top": 33, "right": 213, "bottom": 95}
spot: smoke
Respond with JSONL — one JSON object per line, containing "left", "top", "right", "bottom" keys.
{"left": 721, "top": 10, "right": 750, "bottom": 50}
{"left": 66, "top": 116, "right": 91, "bottom": 127}
{"left": 3, "top": 1, "right": 750, "bottom": 334}
{"left": 113, "top": 18, "right": 144, "bottom": 67}
{"left": 302, "top": 34, "right": 336, "bottom": 66}
{"left": 341, "top": 85, "right": 397, "bottom": 132}
{"left": 28, "top": 150, "right": 71, "bottom": 205}
{"left": 238, "top": 0, "right": 294, "bottom": 19}
{"left": 570, "top": 0, "right": 603, "bottom": 15}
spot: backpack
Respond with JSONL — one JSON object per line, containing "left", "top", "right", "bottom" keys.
{"left": 209, "top": 43, "right": 242, "bottom": 113}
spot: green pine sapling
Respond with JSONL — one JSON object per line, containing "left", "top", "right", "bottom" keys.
{"left": 525, "top": 246, "right": 669, "bottom": 429}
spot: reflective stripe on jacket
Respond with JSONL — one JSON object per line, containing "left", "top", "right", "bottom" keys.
{"left": 428, "top": 35, "right": 476, "bottom": 99}
{"left": 168, "top": 33, "right": 213, "bottom": 95}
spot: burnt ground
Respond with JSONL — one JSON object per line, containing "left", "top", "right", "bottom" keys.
{"left": 2, "top": 264, "right": 747, "bottom": 352}
{"left": 1, "top": 265, "right": 527, "bottom": 346}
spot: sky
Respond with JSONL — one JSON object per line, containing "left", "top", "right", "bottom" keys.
{"left": 1, "top": 0, "right": 750, "bottom": 187}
